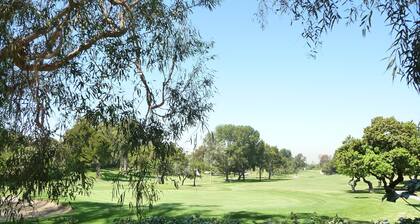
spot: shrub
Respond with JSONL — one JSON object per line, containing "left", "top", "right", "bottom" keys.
{"left": 113, "top": 216, "right": 240, "bottom": 224}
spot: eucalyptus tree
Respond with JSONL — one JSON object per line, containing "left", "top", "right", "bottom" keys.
{"left": 170, "top": 149, "right": 190, "bottom": 186}
{"left": 214, "top": 125, "right": 261, "bottom": 181}
{"left": 0, "top": 0, "right": 219, "bottom": 219}
{"left": 293, "top": 153, "right": 307, "bottom": 171}
{"left": 263, "top": 144, "right": 281, "bottom": 180}
{"left": 278, "top": 148, "right": 295, "bottom": 174}
{"left": 257, "top": 0, "right": 420, "bottom": 92}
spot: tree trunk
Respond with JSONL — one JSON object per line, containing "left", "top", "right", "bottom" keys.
{"left": 362, "top": 177, "right": 373, "bottom": 192}
{"left": 95, "top": 160, "right": 101, "bottom": 179}
{"left": 225, "top": 171, "right": 229, "bottom": 182}
{"left": 268, "top": 168, "right": 272, "bottom": 180}
{"left": 349, "top": 177, "right": 360, "bottom": 192}
{"left": 242, "top": 171, "right": 246, "bottom": 181}
{"left": 160, "top": 174, "right": 165, "bottom": 184}
{"left": 193, "top": 173, "right": 196, "bottom": 187}
{"left": 259, "top": 167, "right": 262, "bottom": 181}
{"left": 120, "top": 154, "right": 128, "bottom": 171}
{"left": 388, "top": 173, "right": 404, "bottom": 190}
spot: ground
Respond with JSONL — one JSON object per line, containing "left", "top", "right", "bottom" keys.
{"left": 35, "top": 170, "right": 419, "bottom": 224}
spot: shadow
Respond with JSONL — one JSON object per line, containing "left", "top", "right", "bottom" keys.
{"left": 354, "top": 196, "right": 369, "bottom": 199}
{"left": 223, "top": 211, "right": 370, "bottom": 224}
{"left": 40, "top": 201, "right": 135, "bottom": 224}
{"left": 35, "top": 201, "right": 372, "bottom": 224}
{"left": 100, "top": 170, "right": 129, "bottom": 182}
{"left": 222, "top": 177, "right": 292, "bottom": 184}
{"left": 345, "top": 189, "right": 385, "bottom": 194}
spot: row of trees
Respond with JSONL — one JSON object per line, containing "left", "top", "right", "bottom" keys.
{"left": 189, "top": 124, "right": 306, "bottom": 182}
{"left": 12, "top": 120, "right": 306, "bottom": 190}
{"left": 62, "top": 122, "right": 307, "bottom": 186}
{"left": 333, "top": 117, "right": 419, "bottom": 201}
{"left": 62, "top": 118, "right": 203, "bottom": 187}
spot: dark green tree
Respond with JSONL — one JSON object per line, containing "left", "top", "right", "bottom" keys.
{"left": 263, "top": 144, "right": 282, "bottom": 180}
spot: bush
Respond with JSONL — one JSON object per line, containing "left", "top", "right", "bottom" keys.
{"left": 113, "top": 215, "right": 420, "bottom": 224}
{"left": 321, "top": 161, "right": 336, "bottom": 175}
{"left": 113, "top": 216, "right": 240, "bottom": 224}
{"left": 396, "top": 217, "right": 420, "bottom": 224}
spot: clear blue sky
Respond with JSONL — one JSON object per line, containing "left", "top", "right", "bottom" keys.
{"left": 179, "top": 0, "right": 420, "bottom": 163}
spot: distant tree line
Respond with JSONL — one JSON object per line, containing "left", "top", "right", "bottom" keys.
{"left": 189, "top": 124, "right": 307, "bottom": 182}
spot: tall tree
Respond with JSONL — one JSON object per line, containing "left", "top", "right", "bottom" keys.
{"left": 263, "top": 144, "right": 281, "bottom": 180}
{"left": 0, "top": 0, "right": 219, "bottom": 219}
{"left": 63, "top": 119, "right": 117, "bottom": 178}
{"left": 294, "top": 153, "right": 307, "bottom": 171}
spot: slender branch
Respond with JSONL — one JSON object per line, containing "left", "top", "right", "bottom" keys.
{"left": 14, "top": 28, "right": 127, "bottom": 72}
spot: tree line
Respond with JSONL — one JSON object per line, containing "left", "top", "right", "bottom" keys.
{"left": 192, "top": 124, "right": 307, "bottom": 182}
{"left": 64, "top": 122, "right": 307, "bottom": 185}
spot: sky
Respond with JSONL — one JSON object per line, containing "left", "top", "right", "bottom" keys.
{"left": 177, "top": 0, "right": 420, "bottom": 163}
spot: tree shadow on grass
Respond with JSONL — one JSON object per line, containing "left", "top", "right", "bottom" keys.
{"left": 40, "top": 201, "right": 135, "bottom": 224}
{"left": 100, "top": 170, "right": 129, "bottom": 182}
{"left": 39, "top": 201, "right": 372, "bottom": 224}
{"left": 148, "top": 203, "right": 371, "bottom": 224}
{"left": 222, "top": 177, "right": 292, "bottom": 184}
{"left": 222, "top": 211, "right": 371, "bottom": 224}
{"left": 344, "top": 189, "right": 385, "bottom": 194}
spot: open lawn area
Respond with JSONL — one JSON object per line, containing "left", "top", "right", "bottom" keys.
{"left": 36, "top": 170, "right": 419, "bottom": 224}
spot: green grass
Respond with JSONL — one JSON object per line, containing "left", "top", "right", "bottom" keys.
{"left": 39, "top": 170, "right": 419, "bottom": 224}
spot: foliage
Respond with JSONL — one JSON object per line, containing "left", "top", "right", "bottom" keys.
{"left": 362, "top": 117, "right": 419, "bottom": 190}
{"left": 320, "top": 160, "right": 336, "bottom": 176}
{"left": 257, "top": 0, "right": 420, "bottom": 92}
{"left": 63, "top": 119, "right": 118, "bottom": 178}
{"left": 396, "top": 217, "right": 420, "bottom": 224}
{"left": 334, "top": 117, "right": 419, "bottom": 201}
{"left": 293, "top": 153, "right": 307, "bottom": 171}
{"left": 261, "top": 143, "right": 281, "bottom": 179}
{"left": 0, "top": 0, "right": 219, "bottom": 219}
{"left": 334, "top": 136, "right": 372, "bottom": 191}
{"left": 319, "top": 154, "right": 336, "bottom": 175}
{"left": 113, "top": 216, "right": 240, "bottom": 224}
{"left": 201, "top": 125, "right": 262, "bottom": 181}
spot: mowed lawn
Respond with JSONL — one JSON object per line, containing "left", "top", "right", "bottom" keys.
{"left": 41, "top": 170, "right": 419, "bottom": 224}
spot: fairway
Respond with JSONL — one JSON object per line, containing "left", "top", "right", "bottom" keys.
{"left": 41, "top": 170, "right": 419, "bottom": 224}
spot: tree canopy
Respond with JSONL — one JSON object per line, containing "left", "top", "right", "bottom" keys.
{"left": 334, "top": 116, "right": 420, "bottom": 201}
{"left": 0, "top": 0, "right": 220, "bottom": 219}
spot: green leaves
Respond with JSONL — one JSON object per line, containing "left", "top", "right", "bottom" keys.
{"left": 335, "top": 116, "right": 420, "bottom": 201}
{"left": 1, "top": 0, "right": 220, "bottom": 220}
{"left": 257, "top": 0, "right": 420, "bottom": 92}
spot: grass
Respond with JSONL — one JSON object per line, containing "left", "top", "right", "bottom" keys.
{"left": 37, "top": 170, "right": 419, "bottom": 224}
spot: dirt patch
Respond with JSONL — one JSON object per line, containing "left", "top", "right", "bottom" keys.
{"left": 0, "top": 200, "right": 71, "bottom": 220}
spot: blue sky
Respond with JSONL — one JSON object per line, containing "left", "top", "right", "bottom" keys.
{"left": 178, "top": 0, "right": 420, "bottom": 163}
